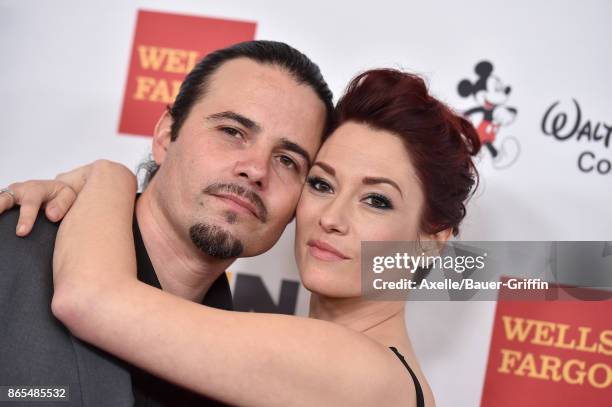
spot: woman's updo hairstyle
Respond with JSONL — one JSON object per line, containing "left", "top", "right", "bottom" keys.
{"left": 334, "top": 69, "right": 481, "bottom": 237}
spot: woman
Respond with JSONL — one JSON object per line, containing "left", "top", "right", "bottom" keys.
{"left": 2, "top": 69, "right": 480, "bottom": 406}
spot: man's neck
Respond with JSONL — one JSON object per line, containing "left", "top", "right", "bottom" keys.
{"left": 135, "top": 187, "right": 234, "bottom": 303}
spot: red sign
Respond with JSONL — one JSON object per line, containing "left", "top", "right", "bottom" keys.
{"left": 481, "top": 278, "right": 612, "bottom": 406}
{"left": 118, "top": 10, "right": 256, "bottom": 137}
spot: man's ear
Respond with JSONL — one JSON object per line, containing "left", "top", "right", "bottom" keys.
{"left": 152, "top": 110, "right": 174, "bottom": 165}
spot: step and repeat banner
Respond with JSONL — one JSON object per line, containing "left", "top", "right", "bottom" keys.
{"left": 1, "top": 1, "right": 610, "bottom": 405}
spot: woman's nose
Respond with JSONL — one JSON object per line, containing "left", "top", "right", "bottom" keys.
{"left": 318, "top": 198, "right": 349, "bottom": 235}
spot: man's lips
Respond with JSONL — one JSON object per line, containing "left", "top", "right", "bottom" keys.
{"left": 212, "top": 193, "right": 259, "bottom": 219}
{"left": 307, "top": 239, "right": 350, "bottom": 261}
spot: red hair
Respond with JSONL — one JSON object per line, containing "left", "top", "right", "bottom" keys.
{"left": 335, "top": 69, "right": 481, "bottom": 236}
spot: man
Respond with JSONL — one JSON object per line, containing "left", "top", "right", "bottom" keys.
{"left": 0, "top": 40, "right": 333, "bottom": 406}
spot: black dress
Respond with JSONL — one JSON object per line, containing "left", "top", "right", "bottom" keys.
{"left": 390, "top": 347, "right": 425, "bottom": 407}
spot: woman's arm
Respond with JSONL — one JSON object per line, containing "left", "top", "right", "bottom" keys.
{"left": 51, "top": 161, "right": 411, "bottom": 407}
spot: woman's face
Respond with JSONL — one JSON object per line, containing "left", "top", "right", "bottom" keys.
{"left": 295, "top": 121, "right": 428, "bottom": 298}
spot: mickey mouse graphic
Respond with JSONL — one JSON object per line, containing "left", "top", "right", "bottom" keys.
{"left": 458, "top": 61, "right": 520, "bottom": 168}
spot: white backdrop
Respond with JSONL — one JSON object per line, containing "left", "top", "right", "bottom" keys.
{"left": 1, "top": 1, "right": 611, "bottom": 405}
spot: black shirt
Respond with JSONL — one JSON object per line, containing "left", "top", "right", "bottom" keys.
{"left": 131, "top": 215, "right": 233, "bottom": 406}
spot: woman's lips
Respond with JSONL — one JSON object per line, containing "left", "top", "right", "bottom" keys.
{"left": 307, "top": 239, "right": 350, "bottom": 262}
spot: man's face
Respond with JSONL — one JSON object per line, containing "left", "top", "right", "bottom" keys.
{"left": 151, "top": 58, "right": 326, "bottom": 259}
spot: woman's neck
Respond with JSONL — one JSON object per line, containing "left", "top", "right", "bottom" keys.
{"left": 308, "top": 294, "right": 409, "bottom": 347}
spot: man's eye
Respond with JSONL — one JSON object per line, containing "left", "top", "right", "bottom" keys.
{"left": 278, "top": 155, "right": 297, "bottom": 170}
{"left": 363, "top": 194, "right": 393, "bottom": 210}
{"left": 307, "top": 176, "right": 333, "bottom": 193}
{"left": 221, "top": 127, "right": 243, "bottom": 139}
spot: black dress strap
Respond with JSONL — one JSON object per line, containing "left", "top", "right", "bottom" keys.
{"left": 389, "top": 347, "right": 425, "bottom": 407}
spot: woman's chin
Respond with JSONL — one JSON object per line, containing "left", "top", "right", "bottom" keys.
{"left": 300, "top": 267, "right": 361, "bottom": 299}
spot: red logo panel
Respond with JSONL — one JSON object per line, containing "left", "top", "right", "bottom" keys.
{"left": 118, "top": 10, "right": 256, "bottom": 137}
{"left": 481, "top": 278, "right": 612, "bottom": 406}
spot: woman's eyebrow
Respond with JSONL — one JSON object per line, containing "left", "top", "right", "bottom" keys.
{"left": 362, "top": 177, "right": 403, "bottom": 197}
{"left": 312, "top": 161, "right": 335, "bottom": 176}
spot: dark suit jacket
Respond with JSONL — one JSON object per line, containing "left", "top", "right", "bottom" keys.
{"left": 0, "top": 205, "right": 234, "bottom": 406}
{"left": 0, "top": 208, "right": 134, "bottom": 406}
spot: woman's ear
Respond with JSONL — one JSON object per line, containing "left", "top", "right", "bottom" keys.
{"left": 152, "top": 110, "right": 174, "bottom": 165}
{"left": 419, "top": 227, "right": 453, "bottom": 256}
{"left": 433, "top": 227, "right": 453, "bottom": 244}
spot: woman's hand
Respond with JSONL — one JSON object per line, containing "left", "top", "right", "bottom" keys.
{"left": 0, "top": 160, "right": 121, "bottom": 236}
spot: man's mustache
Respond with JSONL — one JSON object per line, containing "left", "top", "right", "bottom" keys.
{"left": 203, "top": 183, "right": 268, "bottom": 222}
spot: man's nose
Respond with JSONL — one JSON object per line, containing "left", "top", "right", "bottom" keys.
{"left": 233, "top": 150, "right": 270, "bottom": 190}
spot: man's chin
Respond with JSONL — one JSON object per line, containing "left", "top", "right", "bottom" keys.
{"left": 189, "top": 222, "right": 244, "bottom": 260}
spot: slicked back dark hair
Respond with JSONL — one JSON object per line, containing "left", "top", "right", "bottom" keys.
{"left": 139, "top": 40, "right": 334, "bottom": 188}
{"left": 169, "top": 40, "right": 334, "bottom": 140}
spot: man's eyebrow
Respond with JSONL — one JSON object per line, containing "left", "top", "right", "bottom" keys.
{"left": 362, "top": 177, "right": 403, "bottom": 197}
{"left": 206, "top": 111, "right": 261, "bottom": 132}
{"left": 312, "top": 161, "right": 335, "bottom": 176}
{"left": 280, "top": 138, "right": 311, "bottom": 169}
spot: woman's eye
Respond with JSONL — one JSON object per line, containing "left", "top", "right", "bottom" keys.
{"left": 363, "top": 194, "right": 393, "bottom": 210}
{"left": 307, "top": 176, "right": 333, "bottom": 193}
